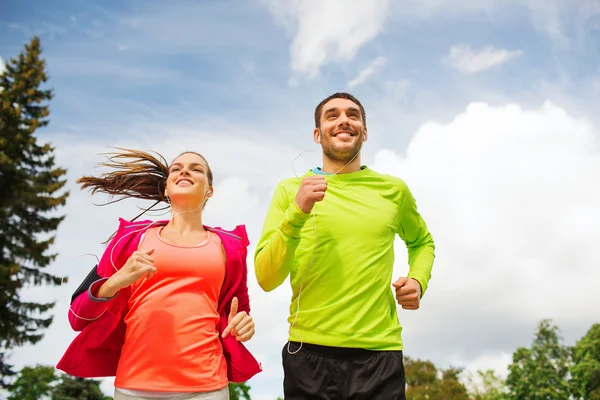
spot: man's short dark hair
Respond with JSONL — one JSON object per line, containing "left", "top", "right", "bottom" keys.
{"left": 314, "top": 92, "right": 366, "bottom": 128}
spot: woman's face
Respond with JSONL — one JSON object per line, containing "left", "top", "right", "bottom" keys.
{"left": 165, "top": 152, "right": 212, "bottom": 206}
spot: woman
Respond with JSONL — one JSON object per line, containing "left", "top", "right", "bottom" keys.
{"left": 57, "top": 149, "right": 261, "bottom": 400}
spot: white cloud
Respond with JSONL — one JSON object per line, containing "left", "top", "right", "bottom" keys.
{"left": 348, "top": 56, "right": 387, "bottom": 88}
{"left": 374, "top": 100, "right": 600, "bottom": 369}
{"left": 524, "top": 0, "right": 599, "bottom": 45}
{"left": 444, "top": 44, "right": 523, "bottom": 74}
{"left": 392, "top": 0, "right": 600, "bottom": 46}
{"left": 263, "top": 0, "right": 390, "bottom": 77}
{"left": 0, "top": 56, "right": 5, "bottom": 74}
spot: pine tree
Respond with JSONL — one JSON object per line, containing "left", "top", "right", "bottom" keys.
{"left": 0, "top": 36, "right": 68, "bottom": 386}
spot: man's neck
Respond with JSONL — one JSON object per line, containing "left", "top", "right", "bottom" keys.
{"left": 321, "top": 155, "right": 362, "bottom": 174}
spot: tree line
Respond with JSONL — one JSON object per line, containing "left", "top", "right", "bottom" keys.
{"left": 3, "top": 319, "right": 598, "bottom": 399}
{"left": 1, "top": 37, "right": 598, "bottom": 400}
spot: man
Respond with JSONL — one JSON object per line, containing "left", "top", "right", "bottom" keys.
{"left": 254, "top": 92, "right": 435, "bottom": 399}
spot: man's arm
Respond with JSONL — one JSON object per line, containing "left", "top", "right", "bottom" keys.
{"left": 397, "top": 182, "right": 435, "bottom": 297}
{"left": 254, "top": 183, "right": 311, "bottom": 292}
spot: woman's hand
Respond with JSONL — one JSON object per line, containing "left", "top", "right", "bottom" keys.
{"left": 97, "top": 248, "right": 156, "bottom": 298}
{"left": 222, "top": 297, "right": 255, "bottom": 342}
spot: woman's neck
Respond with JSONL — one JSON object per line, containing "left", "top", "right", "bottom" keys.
{"left": 167, "top": 207, "right": 205, "bottom": 234}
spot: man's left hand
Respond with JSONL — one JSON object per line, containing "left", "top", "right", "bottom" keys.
{"left": 392, "top": 277, "right": 422, "bottom": 310}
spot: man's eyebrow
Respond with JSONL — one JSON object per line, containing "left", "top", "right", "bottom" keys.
{"left": 324, "top": 106, "right": 360, "bottom": 114}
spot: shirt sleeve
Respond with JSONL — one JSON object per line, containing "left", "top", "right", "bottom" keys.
{"left": 253, "top": 183, "right": 311, "bottom": 292}
{"left": 397, "top": 182, "right": 436, "bottom": 297}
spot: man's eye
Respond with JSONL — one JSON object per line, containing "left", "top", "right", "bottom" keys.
{"left": 193, "top": 169, "right": 203, "bottom": 173}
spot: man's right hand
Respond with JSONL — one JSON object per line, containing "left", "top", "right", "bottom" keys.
{"left": 98, "top": 248, "right": 156, "bottom": 298}
{"left": 295, "top": 175, "right": 328, "bottom": 214}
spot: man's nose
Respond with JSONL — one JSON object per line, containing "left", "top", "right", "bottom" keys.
{"left": 337, "top": 113, "right": 350, "bottom": 125}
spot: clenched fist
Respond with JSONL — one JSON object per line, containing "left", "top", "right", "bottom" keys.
{"left": 295, "top": 175, "right": 328, "bottom": 214}
{"left": 392, "top": 277, "right": 422, "bottom": 310}
{"left": 97, "top": 248, "right": 157, "bottom": 298}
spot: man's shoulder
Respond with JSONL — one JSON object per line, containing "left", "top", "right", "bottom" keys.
{"left": 363, "top": 167, "right": 409, "bottom": 190}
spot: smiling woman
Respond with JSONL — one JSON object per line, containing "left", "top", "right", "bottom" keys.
{"left": 56, "top": 148, "right": 261, "bottom": 400}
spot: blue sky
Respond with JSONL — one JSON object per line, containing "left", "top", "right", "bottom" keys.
{"left": 2, "top": 1, "right": 600, "bottom": 399}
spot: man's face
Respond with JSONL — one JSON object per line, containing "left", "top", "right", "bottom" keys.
{"left": 314, "top": 98, "right": 367, "bottom": 163}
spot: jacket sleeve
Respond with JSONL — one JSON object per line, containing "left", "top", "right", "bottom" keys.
{"left": 67, "top": 229, "right": 125, "bottom": 332}
{"left": 253, "top": 183, "right": 311, "bottom": 292}
{"left": 397, "top": 182, "right": 436, "bottom": 297}
{"left": 232, "top": 225, "right": 251, "bottom": 315}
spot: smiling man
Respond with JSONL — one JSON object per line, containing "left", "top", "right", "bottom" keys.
{"left": 255, "top": 92, "right": 435, "bottom": 399}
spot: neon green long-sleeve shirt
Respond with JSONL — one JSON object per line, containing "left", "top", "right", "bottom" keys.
{"left": 254, "top": 167, "right": 435, "bottom": 350}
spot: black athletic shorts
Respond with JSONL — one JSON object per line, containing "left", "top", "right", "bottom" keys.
{"left": 282, "top": 341, "right": 406, "bottom": 400}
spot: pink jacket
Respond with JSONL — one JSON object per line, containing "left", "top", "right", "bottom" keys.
{"left": 56, "top": 218, "right": 261, "bottom": 383}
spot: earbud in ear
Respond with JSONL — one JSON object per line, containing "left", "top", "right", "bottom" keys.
{"left": 316, "top": 134, "right": 321, "bottom": 144}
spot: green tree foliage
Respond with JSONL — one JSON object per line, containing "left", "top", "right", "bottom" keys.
{"left": 405, "top": 357, "right": 469, "bottom": 399}
{"left": 229, "top": 382, "right": 252, "bottom": 400}
{"left": 5, "top": 366, "right": 111, "bottom": 400}
{"left": 465, "top": 369, "right": 508, "bottom": 400}
{"left": 0, "top": 36, "right": 68, "bottom": 385}
{"left": 571, "top": 323, "right": 600, "bottom": 399}
{"left": 51, "top": 374, "right": 111, "bottom": 400}
{"left": 506, "top": 319, "right": 572, "bottom": 400}
{"left": 7, "top": 364, "right": 57, "bottom": 400}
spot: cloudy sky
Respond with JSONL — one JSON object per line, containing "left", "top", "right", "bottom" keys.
{"left": 2, "top": 0, "right": 600, "bottom": 398}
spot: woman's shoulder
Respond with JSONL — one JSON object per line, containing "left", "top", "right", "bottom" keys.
{"left": 206, "top": 224, "right": 249, "bottom": 247}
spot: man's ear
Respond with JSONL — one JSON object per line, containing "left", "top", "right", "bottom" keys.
{"left": 314, "top": 128, "right": 321, "bottom": 144}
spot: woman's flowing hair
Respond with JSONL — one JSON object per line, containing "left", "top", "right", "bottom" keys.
{"left": 77, "top": 148, "right": 170, "bottom": 205}
{"left": 77, "top": 148, "right": 171, "bottom": 242}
